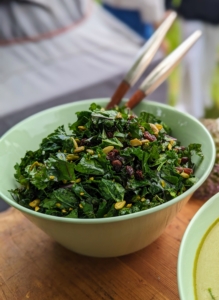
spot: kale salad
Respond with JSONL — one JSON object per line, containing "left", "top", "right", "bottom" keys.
{"left": 10, "top": 103, "right": 203, "bottom": 218}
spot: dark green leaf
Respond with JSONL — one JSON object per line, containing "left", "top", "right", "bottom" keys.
{"left": 102, "top": 138, "right": 123, "bottom": 148}
{"left": 74, "top": 157, "right": 105, "bottom": 175}
{"left": 89, "top": 103, "right": 102, "bottom": 111}
{"left": 65, "top": 209, "right": 78, "bottom": 218}
{"left": 98, "top": 179, "right": 125, "bottom": 202}
{"left": 53, "top": 160, "right": 76, "bottom": 181}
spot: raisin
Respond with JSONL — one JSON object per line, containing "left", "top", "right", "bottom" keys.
{"left": 143, "top": 131, "right": 157, "bottom": 141}
{"left": 112, "top": 160, "right": 122, "bottom": 172}
{"left": 107, "top": 152, "right": 114, "bottom": 161}
{"left": 183, "top": 168, "right": 193, "bottom": 174}
{"left": 106, "top": 131, "right": 114, "bottom": 138}
{"left": 176, "top": 167, "right": 193, "bottom": 174}
{"left": 176, "top": 167, "right": 183, "bottom": 173}
{"left": 106, "top": 149, "right": 119, "bottom": 161}
{"left": 112, "top": 149, "right": 119, "bottom": 156}
{"left": 181, "top": 157, "right": 189, "bottom": 163}
{"left": 126, "top": 166, "right": 134, "bottom": 176}
{"left": 135, "top": 170, "right": 144, "bottom": 180}
{"left": 80, "top": 138, "right": 88, "bottom": 146}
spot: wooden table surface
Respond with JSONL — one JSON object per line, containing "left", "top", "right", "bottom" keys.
{"left": 0, "top": 196, "right": 205, "bottom": 300}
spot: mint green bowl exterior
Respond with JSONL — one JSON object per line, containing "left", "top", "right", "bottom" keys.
{"left": 0, "top": 99, "right": 216, "bottom": 257}
{"left": 178, "top": 192, "right": 219, "bottom": 299}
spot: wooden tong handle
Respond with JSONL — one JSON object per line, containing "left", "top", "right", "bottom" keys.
{"left": 106, "top": 11, "right": 177, "bottom": 109}
{"left": 126, "top": 90, "right": 146, "bottom": 109}
{"left": 106, "top": 80, "right": 130, "bottom": 110}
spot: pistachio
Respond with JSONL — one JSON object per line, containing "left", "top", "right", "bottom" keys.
{"left": 30, "top": 161, "right": 42, "bottom": 171}
{"left": 180, "top": 172, "right": 190, "bottom": 178}
{"left": 155, "top": 124, "right": 163, "bottom": 130}
{"left": 86, "top": 149, "right": 94, "bottom": 155}
{"left": 161, "top": 180, "right": 165, "bottom": 188}
{"left": 74, "top": 146, "right": 85, "bottom": 153}
{"left": 29, "top": 199, "right": 40, "bottom": 208}
{"left": 149, "top": 123, "right": 159, "bottom": 135}
{"left": 78, "top": 126, "right": 86, "bottom": 131}
{"left": 102, "top": 146, "right": 114, "bottom": 154}
{"left": 71, "top": 137, "right": 78, "bottom": 149}
{"left": 66, "top": 154, "right": 80, "bottom": 161}
{"left": 170, "top": 140, "right": 175, "bottom": 145}
{"left": 139, "top": 126, "right": 145, "bottom": 133}
{"left": 114, "top": 201, "right": 126, "bottom": 210}
{"left": 116, "top": 112, "right": 122, "bottom": 119}
{"left": 141, "top": 139, "right": 150, "bottom": 144}
{"left": 168, "top": 143, "right": 172, "bottom": 150}
{"left": 130, "top": 138, "right": 142, "bottom": 147}
{"left": 70, "top": 179, "right": 81, "bottom": 184}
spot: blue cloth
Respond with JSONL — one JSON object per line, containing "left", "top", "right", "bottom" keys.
{"left": 103, "top": 4, "right": 154, "bottom": 40}
{"left": 165, "top": 0, "right": 219, "bottom": 25}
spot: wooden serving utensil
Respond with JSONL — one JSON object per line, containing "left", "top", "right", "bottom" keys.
{"left": 126, "top": 30, "right": 202, "bottom": 110}
{"left": 106, "top": 11, "right": 177, "bottom": 109}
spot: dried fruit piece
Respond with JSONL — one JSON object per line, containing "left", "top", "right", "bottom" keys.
{"left": 143, "top": 131, "right": 157, "bottom": 141}
{"left": 112, "top": 160, "right": 122, "bottom": 172}
{"left": 126, "top": 166, "right": 134, "bottom": 176}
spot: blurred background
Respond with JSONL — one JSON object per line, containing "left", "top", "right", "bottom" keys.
{"left": 1, "top": 0, "right": 219, "bottom": 211}
{"left": 163, "top": 6, "right": 219, "bottom": 119}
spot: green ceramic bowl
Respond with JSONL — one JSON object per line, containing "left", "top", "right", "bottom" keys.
{"left": 0, "top": 99, "right": 215, "bottom": 257}
{"left": 178, "top": 192, "right": 219, "bottom": 299}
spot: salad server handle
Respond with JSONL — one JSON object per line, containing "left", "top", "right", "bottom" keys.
{"left": 126, "top": 30, "right": 202, "bottom": 110}
{"left": 106, "top": 11, "right": 177, "bottom": 109}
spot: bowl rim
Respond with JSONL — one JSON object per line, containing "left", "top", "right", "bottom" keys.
{"left": 177, "top": 192, "right": 219, "bottom": 299}
{"left": 0, "top": 99, "right": 216, "bottom": 224}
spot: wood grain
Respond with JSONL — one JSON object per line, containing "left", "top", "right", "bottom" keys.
{"left": 106, "top": 80, "right": 130, "bottom": 109}
{"left": 0, "top": 197, "right": 205, "bottom": 300}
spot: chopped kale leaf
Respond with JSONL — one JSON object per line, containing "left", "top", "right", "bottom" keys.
{"left": 10, "top": 103, "right": 203, "bottom": 218}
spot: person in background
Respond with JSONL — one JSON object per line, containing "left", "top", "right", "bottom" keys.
{"left": 102, "top": 0, "right": 170, "bottom": 54}
{"left": 0, "top": 0, "right": 144, "bottom": 130}
{"left": 0, "top": 0, "right": 169, "bottom": 212}
{"left": 102, "top": 0, "right": 165, "bottom": 40}
{"left": 166, "top": 0, "right": 219, "bottom": 119}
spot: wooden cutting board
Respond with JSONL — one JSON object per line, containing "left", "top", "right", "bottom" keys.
{"left": 0, "top": 197, "right": 204, "bottom": 300}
